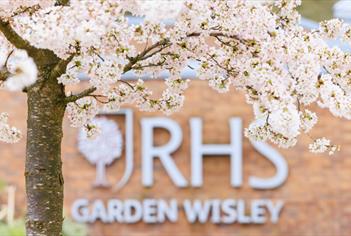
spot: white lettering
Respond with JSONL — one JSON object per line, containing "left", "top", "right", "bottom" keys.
{"left": 267, "top": 200, "right": 284, "bottom": 223}
{"left": 107, "top": 199, "right": 123, "bottom": 223}
{"left": 210, "top": 199, "right": 221, "bottom": 224}
{"left": 237, "top": 199, "right": 251, "bottom": 224}
{"left": 90, "top": 200, "right": 108, "bottom": 223}
{"left": 157, "top": 199, "right": 178, "bottom": 223}
{"left": 221, "top": 199, "right": 236, "bottom": 224}
{"left": 70, "top": 199, "right": 284, "bottom": 224}
{"left": 190, "top": 118, "right": 243, "bottom": 187}
{"left": 251, "top": 200, "right": 266, "bottom": 224}
{"left": 124, "top": 199, "right": 142, "bottom": 223}
{"left": 183, "top": 199, "right": 211, "bottom": 223}
{"left": 143, "top": 199, "right": 158, "bottom": 223}
{"left": 71, "top": 199, "right": 90, "bottom": 223}
{"left": 249, "top": 141, "right": 288, "bottom": 189}
{"left": 141, "top": 118, "right": 187, "bottom": 187}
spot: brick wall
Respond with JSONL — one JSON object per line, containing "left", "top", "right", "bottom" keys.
{"left": 0, "top": 80, "right": 350, "bottom": 236}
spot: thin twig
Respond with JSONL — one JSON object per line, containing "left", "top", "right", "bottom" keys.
{"left": 123, "top": 38, "right": 170, "bottom": 73}
{"left": 64, "top": 87, "right": 97, "bottom": 104}
{"left": 118, "top": 80, "right": 135, "bottom": 89}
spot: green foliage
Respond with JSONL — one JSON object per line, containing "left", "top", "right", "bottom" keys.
{"left": 0, "top": 179, "right": 7, "bottom": 192}
{"left": 0, "top": 219, "right": 88, "bottom": 236}
{"left": 63, "top": 218, "right": 88, "bottom": 236}
{"left": 0, "top": 220, "right": 25, "bottom": 236}
{"left": 298, "top": 0, "right": 336, "bottom": 21}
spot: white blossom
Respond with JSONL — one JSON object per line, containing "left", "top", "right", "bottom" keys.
{"left": 82, "top": 123, "right": 101, "bottom": 140}
{"left": 319, "top": 19, "right": 344, "bottom": 39}
{"left": 300, "top": 110, "right": 318, "bottom": 133}
{"left": 0, "top": 112, "right": 21, "bottom": 143}
{"left": 309, "top": 138, "right": 339, "bottom": 155}
{"left": 0, "top": 0, "right": 348, "bottom": 154}
{"left": 66, "top": 97, "right": 98, "bottom": 128}
{"left": 132, "top": 0, "right": 185, "bottom": 22}
{"left": 269, "top": 105, "right": 300, "bottom": 138}
{"left": 245, "top": 120, "right": 270, "bottom": 142}
{"left": 343, "top": 24, "right": 351, "bottom": 44}
{"left": 3, "top": 50, "right": 37, "bottom": 91}
{"left": 57, "top": 74, "right": 80, "bottom": 85}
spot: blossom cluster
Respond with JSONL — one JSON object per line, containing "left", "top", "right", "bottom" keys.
{"left": 309, "top": 138, "right": 339, "bottom": 156}
{"left": 0, "top": 0, "right": 349, "bottom": 155}
{"left": 0, "top": 112, "right": 21, "bottom": 143}
{"left": 66, "top": 97, "right": 98, "bottom": 128}
{"left": 78, "top": 117, "right": 123, "bottom": 165}
{"left": 2, "top": 50, "right": 37, "bottom": 91}
{"left": 0, "top": 34, "right": 38, "bottom": 92}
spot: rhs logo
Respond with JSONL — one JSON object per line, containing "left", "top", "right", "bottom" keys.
{"left": 77, "top": 109, "right": 288, "bottom": 190}
{"left": 78, "top": 109, "right": 134, "bottom": 190}
{"left": 72, "top": 109, "right": 287, "bottom": 225}
{"left": 78, "top": 117, "right": 123, "bottom": 187}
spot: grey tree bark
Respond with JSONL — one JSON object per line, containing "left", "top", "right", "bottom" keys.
{"left": 25, "top": 68, "right": 66, "bottom": 236}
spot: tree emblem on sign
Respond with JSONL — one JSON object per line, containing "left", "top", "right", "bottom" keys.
{"left": 78, "top": 117, "right": 123, "bottom": 187}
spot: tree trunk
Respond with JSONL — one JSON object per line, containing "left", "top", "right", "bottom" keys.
{"left": 25, "top": 71, "right": 66, "bottom": 236}
{"left": 94, "top": 161, "right": 110, "bottom": 187}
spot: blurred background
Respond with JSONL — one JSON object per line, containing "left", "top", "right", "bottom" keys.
{"left": 0, "top": 1, "right": 350, "bottom": 236}
{"left": 299, "top": 0, "right": 336, "bottom": 21}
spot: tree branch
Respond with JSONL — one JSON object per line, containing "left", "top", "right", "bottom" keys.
{"left": 122, "top": 32, "right": 243, "bottom": 74}
{"left": 187, "top": 32, "right": 241, "bottom": 39}
{"left": 49, "top": 54, "right": 75, "bottom": 79}
{"left": 11, "top": 4, "right": 41, "bottom": 17}
{"left": 0, "top": 20, "right": 37, "bottom": 52}
{"left": 0, "top": 20, "right": 60, "bottom": 65}
{"left": 123, "top": 38, "right": 170, "bottom": 73}
{"left": 132, "top": 58, "right": 167, "bottom": 71}
{"left": 118, "top": 80, "right": 134, "bottom": 89}
{"left": 64, "top": 87, "right": 96, "bottom": 104}
{"left": 55, "top": 0, "right": 70, "bottom": 6}
{"left": 0, "top": 68, "right": 10, "bottom": 82}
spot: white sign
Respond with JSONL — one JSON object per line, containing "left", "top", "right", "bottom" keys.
{"left": 73, "top": 110, "right": 288, "bottom": 225}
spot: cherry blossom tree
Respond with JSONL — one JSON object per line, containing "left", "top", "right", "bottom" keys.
{"left": 0, "top": 0, "right": 349, "bottom": 235}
